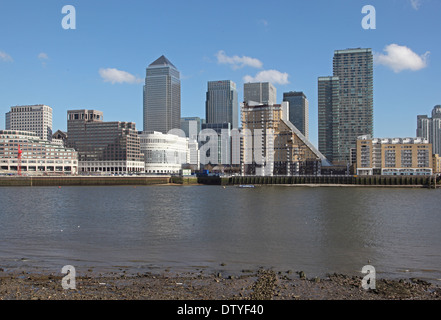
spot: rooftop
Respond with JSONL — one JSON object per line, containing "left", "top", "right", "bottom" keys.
{"left": 148, "top": 55, "right": 177, "bottom": 69}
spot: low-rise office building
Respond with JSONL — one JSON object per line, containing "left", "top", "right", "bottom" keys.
{"left": 356, "top": 135, "right": 433, "bottom": 176}
{"left": 67, "top": 109, "right": 145, "bottom": 174}
{"left": 139, "top": 131, "right": 189, "bottom": 174}
{"left": 0, "top": 130, "right": 78, "bottom": 174}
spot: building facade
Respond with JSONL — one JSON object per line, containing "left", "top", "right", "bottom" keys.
{"left": 433, "top": 154, "right": 441, "bottom": 174}
{"left": 5, "top": 105, "right": 53, "bottom": 141}
{"left": 318, "top": 76, "right": 340, "bottom": 163}
{"left": 416, "top": 105, "right": 441, "bottom": 155}
{"left": 139, "top": 131, "right": 189, "bottom": 174}
{"left": 0, "top": 130, "right": 78, "bottom": 175}
{"left": 201, "top": 122, "right": 232, "bottom": 166}
{"left": 319, "top": 48, "right": 373, "bottom": 165}
{"left": 180, "top": 117, "right": 202, "bottom": 141}
{"left": 143, "top": 55, "right": 181, "bottom": 133}
{"left": 205, "top": 80, "right": 238, "bottom": 129}
{"left": 356, "top": 135, "right": 433, "bottom": 176}
{"left": 52, "top": 130, "right": 68, "bottom": 147}
{"left": 187, "top": 139, "right": 200, "bottom": 171}
{"left": 67, "top": 109, "right": 144, "bottom": 174}
{"left": 241, "top": 101, "right": 328, "bottom": 176}
{"left": 243, "top": 82, "right": 277, "bottom": 105}
{"left": 283, "top": 91, "right": 309, "bottom": 139}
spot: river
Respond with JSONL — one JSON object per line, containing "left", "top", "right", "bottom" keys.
{"left": 0, "top": 185, "right": 440, "bottom": 282}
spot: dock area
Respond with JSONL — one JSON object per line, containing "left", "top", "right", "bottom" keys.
{"left": 0, "top": 174, "right": 438, "bottom": 188}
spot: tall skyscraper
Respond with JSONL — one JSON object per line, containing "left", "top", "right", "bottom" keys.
{"left": 318, "top": 77, "right": 340, "bottom": 163}
{"left": 283, "top": 91, "right": 309, "bottom": 139}
{"left": 417, "top": 105, "right": 441, "bottom": 155}
{"left": 205, "top": 80, "right": 238, "bottom": 129}
{"left": 143, "top": 55, "right": 181, "bottom": 133}
{"left": 243, "top": 82, "right": 277, "bottom": 105}
{"left": 318, "top": 48, "right": 373, "bottom": 165}
{"left": 5, "top": 104, "right": 53, "bottom": 141}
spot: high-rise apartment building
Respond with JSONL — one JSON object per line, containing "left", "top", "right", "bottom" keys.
{"left": 143, "top": 55, "right": 181, "bottom": 133}
{"left": 416, "top": 105, "right": 441, "bottom": 155}
{"left": 205, "top": 80, "right": 238, "bottom": 129}
{"left": 243, "top": 82, "right": 277, "bottom": 105}
{"left": 67, "top": 109, "right": 144, "bottom": 174}
{"left": 283, "top": 91, "right": 309, "bottom": 139}
{"left": 318, "top": 48, "right": 373, "bottom": 165}
{"left": 318, "top": 76, "right": 340, "bottom": 163}
{"left": 5, "top": 105, "right": 53, "bottom": 141}
{"left": 241, "top": 101, "right": 328, "bottom": 176}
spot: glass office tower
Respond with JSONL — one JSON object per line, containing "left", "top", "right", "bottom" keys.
{"left": 417, "top": 105, "right": 441, "bottom": 155}
{"left": 205, "top": 80, "right": 238, "bottom": 129}
{"left": 282, "top": 91, "right": 309, "bottom": 139}
{"left": 243, "top": 82, "right": 277, "bottom": 105}
{"left": 143, "top": 55, "right": 181, "bottom": 133}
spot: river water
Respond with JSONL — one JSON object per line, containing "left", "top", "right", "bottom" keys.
{"left": 0, "top": 185, "right": 440, "bottom": 281}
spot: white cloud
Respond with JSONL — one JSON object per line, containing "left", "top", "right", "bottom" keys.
{"left": 0, "top": 51, "right": 13, "bottom": 62}
{"left": 216, "top": 50, "right": 263, "bottom": 69}
{"left": 99, "top": 68, "right": 143, "bottom": 84}
{"left": 38, "top": 52, "right": 49, "bottom": 60}
{"left": 259, "top": 19, "right": 269, "bottom": 27}
{"left": 243, "top": 69, "right": 290, "bottom": 85}
{"left": 410, "top": 0, "right": 422, "bottom": 10}
{"left": 374, "top": 44, "right": 429, "bottom": 73}
{"left": 215, "top": 50, "right": 289, "bottom": 85}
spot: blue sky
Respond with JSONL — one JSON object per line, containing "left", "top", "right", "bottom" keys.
{"left": 0, "top": 0, "right": 439, "bottom": 146}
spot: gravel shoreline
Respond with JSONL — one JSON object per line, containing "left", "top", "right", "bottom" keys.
{"left": 1, "top": 267, "right": 440, "bottom": 300}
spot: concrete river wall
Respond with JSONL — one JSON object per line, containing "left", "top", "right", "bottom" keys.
{"left": 0, "top": 175, "right": 438, "bottom": 188}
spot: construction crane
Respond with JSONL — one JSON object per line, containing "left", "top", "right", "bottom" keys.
{"left": 17, "top": 144, "right": 22, "bottom": 176}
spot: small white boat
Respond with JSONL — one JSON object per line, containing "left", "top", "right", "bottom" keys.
{"left": 238, "top": 184, "right": 255, "bottom": 188}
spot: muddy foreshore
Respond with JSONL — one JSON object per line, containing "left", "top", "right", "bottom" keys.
{"left": 0, "top": 266, "right": 440, "bottom": 300}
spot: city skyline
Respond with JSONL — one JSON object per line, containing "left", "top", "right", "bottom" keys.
{"left": 0, "top": 0, "right": 440, "bottom": 148}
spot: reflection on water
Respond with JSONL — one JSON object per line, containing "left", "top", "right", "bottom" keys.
{"left": 0, "top": 185, "right": 440, "bottom": 281}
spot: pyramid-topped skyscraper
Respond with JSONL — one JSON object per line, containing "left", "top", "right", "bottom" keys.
{"left": 143, "top": 55, "right": 181, "bottom": 133}
{"left": 148, "top": 55, "right": 177, "bottom": 69}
